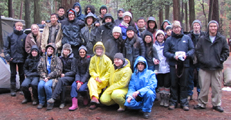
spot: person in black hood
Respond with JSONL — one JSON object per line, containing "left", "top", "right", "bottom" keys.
{"left": 98, "top": 5, "right": 108, "bottom": 25}
{"left": 163, "top": 20, "right": 194, "bottom": 111}
{"left": 57, "top": 7, "right": 67, "bottom": 24}
{"left": 114, "top": 8, "right": 124, "bottom": 26}
{"left": 84, "top": 5, "right": 96, "bottom": 15}
{"left": 62, "top": 9, "right": 85, "bottom": 58}
{"left": 72, "top": 2, "right": 85, "bottom": 21}
{"left": 4, "top": 22, "right": 27, "bottom": 96}
{"left": 95, "top": 13, "right": 115, "bottom": 44}
{"left": 21, "top": 45, "right": 41, "bottom": 105}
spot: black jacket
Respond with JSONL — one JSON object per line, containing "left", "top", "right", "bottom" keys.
{"left": 123, "top": 35, "right": 145, "bottom": 68}
{"left": 196, "top": 32, "right": 229, "bottom": 70}
{"left": 58, "top": 15, "right": 67, "bottom": 25}
{"left": 60, "top": 53, "right": 76, "bottom": 77}
{"left": 4, "top": 29, "right": 27, "bottom": 63}
{"left": 24, "top": 45, "right": 41, "bottom": 77}
{"left": 75, "top": 56, "right": 91, "bottom": 83}
{"left": 163, "top": 32, "right": 194, "bottom": 67}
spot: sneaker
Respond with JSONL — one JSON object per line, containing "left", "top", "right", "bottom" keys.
{"left": 46, "top": 103, "right": 54, "bottom": 110}
{"left": 183, "top": 106, "right": 189, "bottom": 111}
{"left": 21, "top": 99, "right": 31, "bottom": 104}
{"left": 168, "top": 105, "right": 175, "bottom": 110}
{"left": 47, "top": 98, "right": 55, "bottom": 104}
{"left": 91, "top": 96, "right": 100, "bottom": 104}
{"left": 32, "top": 100, "right": 38, "bottom": 105}
{"left": 11, "top": 91, "right": 16, "bottom": 96}
{"left": 117, "top": 107, "right": 125, "bottom": 112}
{"left": 37, "top": 104, "right": 44, "bottom": 109}
{"left": 143, "top": 112, "right": 150, "bottom": 119}
{"left": 59, "top": 103, "right": 65, "bottom": 109}
{"left": 194, "top": 105, "right": 205, "bottom": 109}
{"left": 213, "top": 106, "right": 224, "bottom": 112}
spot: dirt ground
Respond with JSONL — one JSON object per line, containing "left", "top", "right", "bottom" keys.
{"left": 0, "top": 57, "right": 231, "bottom": 120}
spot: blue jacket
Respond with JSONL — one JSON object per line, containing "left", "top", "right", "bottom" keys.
{"left": 126, "top": 56, "right": 157, "bottom": 99}
{"left": 72, "top": 2, "right": 85, "bottom": 21}
{"left": 163, "top": 31, "right": 194, "bottom": 67}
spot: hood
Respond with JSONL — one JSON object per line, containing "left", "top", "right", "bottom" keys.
{"left": 161, "top": 20, "right": 171, "bottom": 31}
{"left": 66, "top": 8, "right": 77, "bottom": 18}
{"left": 85, "top": 12, "right": 96, "bottom": 24}
{"left": 84, "top": 5, "right": 95, "bottom": 15}
{"left": 45, "top": 43, "right": 56, "bottom": 54}
{"left": 61, "top": 43, "right": 72, "bottom": 57}
{"left": 102, "top": 13, "right": 114, "bottom": 23}
{"left": 72, "top": 2, "right": 82, "bottom": 15}
{"left": 93, "top": 42, "right": 105, "bottom": 55}
{"left": 134, "top": 56, "right": 148, "bottom": 73}
{"left": 147, "top": 17, "right": 157, "bottom": 30}
{"left": 29, "top": 45, "right": 40, "bottom": 58}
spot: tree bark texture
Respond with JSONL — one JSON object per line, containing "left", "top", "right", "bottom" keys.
{"left": 24, "top": 0, "right": 31, "bottom": 28}
{"left": 173, "top": 0, "right": 180, "bottom": 20}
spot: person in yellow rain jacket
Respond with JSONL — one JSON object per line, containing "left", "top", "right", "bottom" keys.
{"left": 100, "top": 53, "right": 132, "bottom": 112}
{"left": 88, "top": 42, "right": 112, "bottom": 110}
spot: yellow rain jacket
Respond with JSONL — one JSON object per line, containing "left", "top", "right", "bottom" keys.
{"left": 88, "top": 42, "right": 112, "bottom": 99}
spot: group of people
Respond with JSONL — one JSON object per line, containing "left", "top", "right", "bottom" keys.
{"left": 3, "top": 2, "right": 229, "bottom": 119}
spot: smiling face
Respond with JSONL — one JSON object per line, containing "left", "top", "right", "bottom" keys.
{"left": 114, "top": 58, "right": 123, "bottom": 67}
{"left": 79, "top": 49, "right": 86, "bottom": 58}
{"left": 95, "top": 47, "right": 103, "bottom": 56}
{"left": 209, "top": 23, "right": 218, "bottom": 36}
{"left": 137, "top": 62, "right": 145, "bottom": 72}
{"left": 137, "top": 19, "right": 145, "bottom": 28}
{"left": 104, "top": 17, "right": 112, "bottom": 23}
{"left": 63, "top": 49, "right": 70, "bottom": 57}
{"left": 163, "top": 22, "right": 169, "bottom": 30}
{"left": 50, "top": 15, "right": 58, "bottom": 25}
{"left": 157, "top": 34, "right": 164, "bottom": 43}
{"left": 47, "top": 47, "right": 54, "bottom": 55}
{"left": 126, "top": 30, "right": 134, "bottom": 39}
{"left": 123, "top": 16, "right": 131, "bottom": 24}
{"left": 118, "top": 11, "right": 123, "bottom": 18}
{"left": 172, "top": 26, "right": 181, "bottom": 35}
{"left": 15, "top": 24, "right": 23, "bottom": 31}
{"left": 58, "top": 8, "right": 65, "bottom": 17}
{"left": 31, "top": 25, "right": 39, "bottom": 36}
{"left": 193, "top": 23, "right": 201, "bottom": 33}
{"left": 74, "top": 6, "right": 80, "bottom": 13}
{"left": 148, "top": 21, "right": 156, "bottom": 29}
{"left": 31, "top": 49, "right": 38, "bottom": 57}
{"left": 144, "top": 35, "right": 152, "bottom": 44}
{"left": 87, "top": 17, "right": 93, "bottom": 25}
{"left": 68, "top": 13, "right": 75, "bottom": 21}
{"left": 113, "top": 32, "right": 120, "bottom": 39}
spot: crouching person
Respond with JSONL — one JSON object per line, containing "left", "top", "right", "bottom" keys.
{"left": 100, "top": 53, "right": 132, "bottom": 112}
{"left": 87, "top": 42, "right": 112, "bottom": 110}
{"left": 47, "top": 43, "right": 76, "bottom": 109}
{"left": 37, "top": 43, "right": 63, "bottom": 110}
{"left": 69, "top": 45, "right": 91, "bottom": 111}
{"left": 21, "top": 45, "right": 41, "bottom": 105}
{"left": 124, "top": 56, "right": 157, "bottom": 119}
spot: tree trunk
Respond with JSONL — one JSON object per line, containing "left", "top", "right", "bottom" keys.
{"left": 173, "top": 0, "right": 180, "bottom": 20}
{"left": 181, "top": 0, "right": 184, "bottom": 26}
{"left": 34, "top": 0, "right": 40, "bottom": 24}
{"left": 185, "top": 2, "right": 188, "bottom": 32}
{"left": 165, "top": 5, "right": 170, "bottom": 20}
{"left": 8, "top": 0, "right": 13, "bottom": 17}
{"left": 189, "top": 0, "right": 195, "bottom": 26}
{"left": 201, "top": 0, "right": 207, "bottom": 30}
{"left": 19, "top": 1, "right": 23, "bottom": 19}
{"left": 159, "top": 8, "right": 163, "bottom": 29}
{"left": 211, "top": 0, "right": 219, "bottom": 23}
{"left": 0, "top": 12, "right": 3, "bottom": 51}
{"left": 24, "top": 0, "right": 31, "bottom": 28}
{"left": 208, "top": 0, "right": 214, "bottom": 22}
{"left": 61, "top": 0, "right": 78, "bottom": 13}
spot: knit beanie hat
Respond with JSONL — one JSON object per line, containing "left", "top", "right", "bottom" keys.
{"left": 208, "top": 20, "right": 219, "bottom": 28}
{"left": 112, "top": 26, "right": 122, "bottom": 34}
{"left": 99, "top": 5, "right": 107, "bottom": 13}
{"left": 78, "top": 45, "right": 87, "bottom": 52}
{"left": 143, "top": 31, "right": 153, "bottom": 40}
{"left": 172, "top": 20, "right": 182, "bottom": 28}
{"left": 192, "top": 20, "right": 202, "bottom": 28}
{"left": 114, "top": 53, "right": 125, "bottom": 63}
{"left": 126, "top": 26, "right": 136, "bottom": 33}
{"left": 165, "top": 25, "right": 172, "bottom": 31}
{"left": 123, "top": 11, "right": 132, "bottom": 18}
{"left": 155, "top": 30, "right": 165, "bottom": 38}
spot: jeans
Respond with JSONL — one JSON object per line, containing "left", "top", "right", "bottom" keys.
{"left": 21, "top": 77, "right": 39, "bottom": 100}
{"left": 188, "top": 64, "right": 200, "bottom": 96}
{"left": 38, "top": 80, "right": 53, "bottom": 105}
{"left": 71, "top": 82, "right": 88, "bottom": 98}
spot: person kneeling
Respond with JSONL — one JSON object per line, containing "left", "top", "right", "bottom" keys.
{"left": 124, "top": 56, "right": 157, "bottom": 119}
{"left": 100, "top": 53, "right": 132, "bottom": 112}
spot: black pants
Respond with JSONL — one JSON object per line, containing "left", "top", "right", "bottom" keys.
{"left": 10, "top": 62, "right": 24, "bottom": 91}
{"left": 156, "top": 73, "right": 170, "bottom": 88}
{"left": 169, "top": 65, "right": 189, "bottom": 107}
{"left": 52, "top": 76, "right": 75, "bottom": 103}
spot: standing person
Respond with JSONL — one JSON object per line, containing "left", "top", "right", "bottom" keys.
{"left": 142, "top": 31, "right": 159, "bottom": 71}
{"left": 119, "top": 11, "right": 137, "bottom": 40}
{"left": 80, "top": 12, "right": 98, "bottom": 57}
{"left": 57, "top": 7, "right": 67, "bottom": 24}
{"left": 41, "top": 13, "right": 63, "bottom": 55}
{"left": 84, "top": 5, "right": 96, "bottom": 15}
{"left": 187, "top": 20, "right": 205, "bottom": 100}
{"left": 114, "top": 8, "right": 125, "bottom": 26}
{"left": 95, "top": 13, "right": 115, "bottom": 44}
{"left": 21, "top": 45, "right": 41, "bottom": 105}
{"left": 98, "top": 5, "right": 108, "bottom": 25}
{"left": 124, "top": 56, "right": 157, "bottom": 119}
{"left": 161, "top": 20, "right": 171, "bottom": 33}
{"left": 100, "top": 53, "right": 132, "bottom": 112}
{"left": 104, "top": 26, "right": 124, "bottom": 60}
{"left": 37, "top": 43, "right": 63, "bottom": 110}
{"left": 136, "top": 17, "right": 146, "bottom": 37}
{"left": 165, "top": 25, "right": 172, "bottom": 39}
{"left": 124, "top": 26, "right": 145, "bottom": 70}
{"left": 163, "top": 21, "right": 194, "bottom": 111}
{"left": 25, "top": 24, "right": 42, "bottom": 54}
{"left": 194, "top": 20, "right": 229, "bottom": 112}
{"left": 4, "top": 22, "right": 27, "bottom": 96}
{"left": 142, "top": 17, "right": 158, "bottom": 43}
{"left": 153, "top": 30, "right": 170, "bottom": 107}
{"left": 72, "top": 2, "right": 85, "bottom": 21}
{"left": 62, "top": 9, "right": 85, "bottom": 58}
{"left": 47, "top": 43, "right": 76, "bottom": 110}
{"left": 87, "top": 42, "right": 112, "bottom": 110}
{"left": 69, "top": 45, "right": 91, "bottom": 111}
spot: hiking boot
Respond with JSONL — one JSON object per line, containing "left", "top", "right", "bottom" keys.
{"left": 183, "top": 106, "right": 189, "bottom": 111}
{"left": 21, "top": 99, "right": 31, "bottom": 104}
{"left": 89, "top": 104, "right": 97, "bottom": 110}
{"left": 160, "top": 93, "right": 164, "bottom": 106}
{"left": 213, "top": 106, "right": 224, "bottom": 112}
{"left": 11, "top": 91, "right": 16, "bottom": 96}
{"left": 164, "top": 94, "right": 170, "bottom": 107}
{"left": 37, "top": 104, "right": 44, "bottom": 109}
{"left": 46, "top": 103, "right": 54, "bottom": 110}
{"left": 143, "top": 112, "right": 150, "bottom": 119}
{"left": 47, "top": 98, "right": 55, "bottom": 104}
{"left": 117, "top": 106, "right": 125, "bottom": 112}
{"left": 168, "top": 105, "right": 175, "bottom": 110}
{"left": 32, "top": 100, "right": 38, "bottom": 105}
{"left": 194, "top": 105, "right": 205, "bottom": 109}
{"left": 59, "top": 103, "right": 65, "bottom": 109}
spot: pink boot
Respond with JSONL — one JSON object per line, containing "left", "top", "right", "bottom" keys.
{"left": 69, "top": 98, "right": 78, "bottom": 111}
